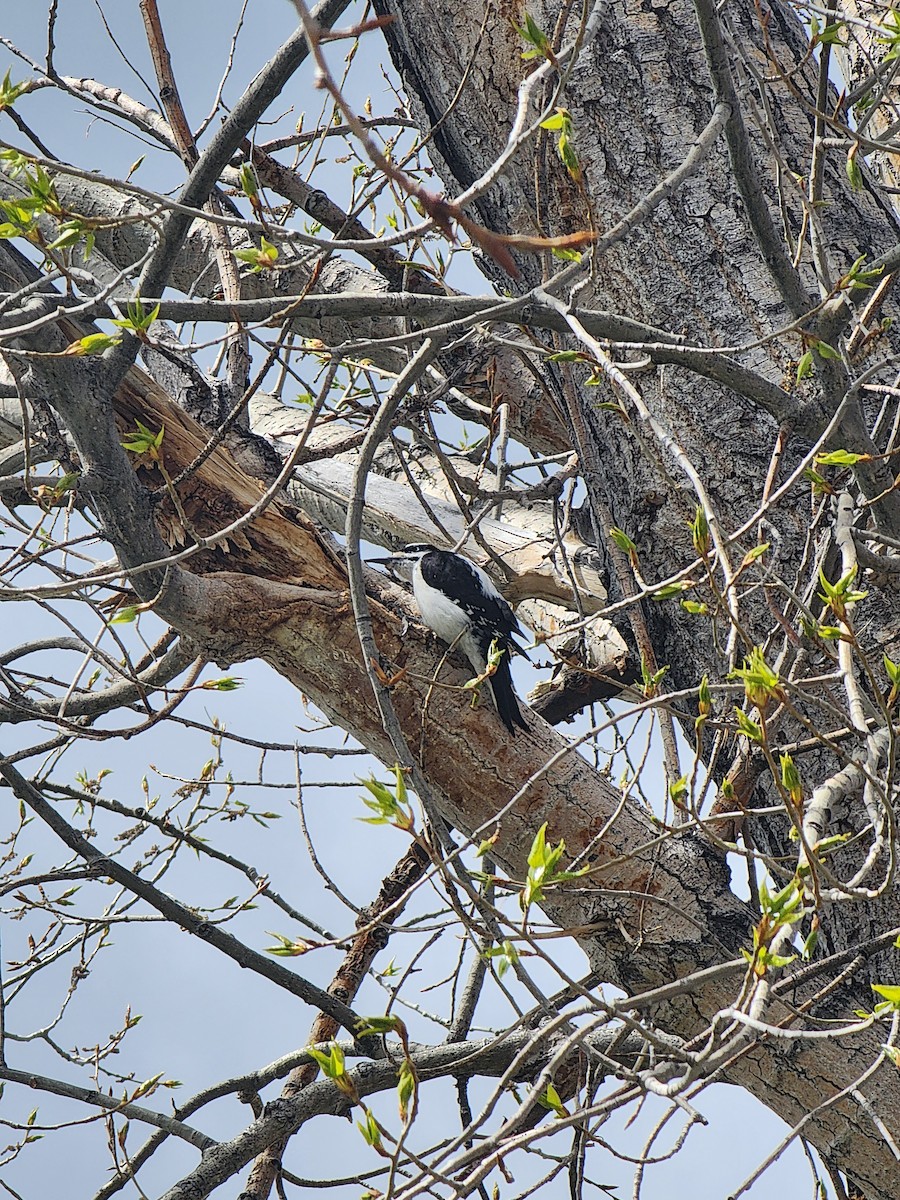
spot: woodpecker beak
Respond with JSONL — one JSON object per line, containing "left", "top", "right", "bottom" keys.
{"left": 368, "top": 552, "right": 415, "bottom": 565}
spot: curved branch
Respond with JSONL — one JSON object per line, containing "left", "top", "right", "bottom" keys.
{"left": 0, "top": 758, "right": 368, "bottom": 1037}
{"left": 0, "top": 636, "right": 196, "bottom": 725}
{"left": 0, "top": 1065, "right": 213, "bottom": 1150}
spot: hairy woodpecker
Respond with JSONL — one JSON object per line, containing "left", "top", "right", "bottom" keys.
{"left": 371, "top": 543, "right": 529, "bottom": 734}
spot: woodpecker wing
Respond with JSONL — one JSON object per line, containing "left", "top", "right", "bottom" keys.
{"left": 463, "top": 559, "right": 529, "bottom": 658}
{"left": 468, "top": 560, "right": 526, "bottom": 647}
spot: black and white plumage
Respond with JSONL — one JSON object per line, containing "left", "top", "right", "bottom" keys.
{"left": 373, "top": 543, "right": 529, "bottom": 734}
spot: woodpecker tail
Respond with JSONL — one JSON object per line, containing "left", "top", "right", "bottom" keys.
{"left": 490, "top": 646, "right": 529, "bottom": 735}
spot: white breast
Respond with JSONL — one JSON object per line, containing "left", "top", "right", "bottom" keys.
{"left": 412, "top": 561, "right": 471, "bottom": 645}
